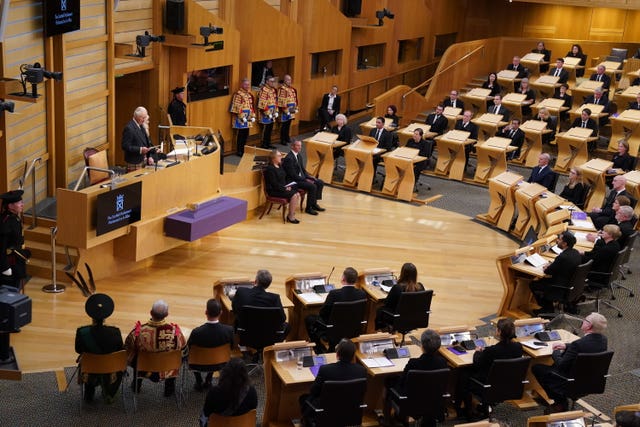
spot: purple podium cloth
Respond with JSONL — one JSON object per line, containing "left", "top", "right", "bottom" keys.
{"left": 164, "top": 196, "right": 247, "bottom": 241}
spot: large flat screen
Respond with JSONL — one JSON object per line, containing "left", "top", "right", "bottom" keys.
{"left": 43, "top": 0, "right": 81, "bottom": 37}
{"left": 95, "top": 182, "right": 142, "bottom": 236}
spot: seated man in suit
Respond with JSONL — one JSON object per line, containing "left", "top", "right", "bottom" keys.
{"left": 299, "top": 339, "right": 367, "bottom": 426}
{"left": 506, "top": 56, "right": 528, "bottom": 79}
{"left": 584, "top": 87, "right": 610, "bottom": 126}
{"left": 406, "top": 128, "right": 433, "bottom": 183}
{"left": 571, "top": 108, "right": 598, "bottom": 151}
{"left": 370, "top": 116, "right": 396, "bottom": 169}
{"left": 629, "top": 93, "right": 640, "bottom": 110}
{"left": 590, "top": 65, "right": 611, "bottom": 90}
{"left": 455, "top": 110, "right": 479, "bottom": 170}
{"left": 586, "top": 204, "right": 637, "bottom": 248}
{"left": 499, "top": 118, "right": 525, "bottom": 160}
{"left": 553, "top": 83, "right": 573, "bottom": 121}
{"left": 548, "top": 58, "right": 569, "bottom": 84}
{"left": 488, "top": 95, "right": 510, "bottom": 121}
{"left": 231, "top": 269, "right": 289, "bottom": 340}
{"left": 580, "top": 224, "right": 621, "bottom": 280}
{"left": 318, "top": 85, "right": 340, "bottom": 131}
{"left": 529, "top": 231, "right": 582, "bottom": 314}
{"left": 283, "top": 140, "right": 325, "bottom": 216}
{"left": 527, "top": 153, "right": 556, "bottom": 190}
{"left": 589, "top": 176, "right": 630, "bottom": 229}
{"left": 305, "top": 267, "right": 366, "bottom": 351}
{"left": 187, "top": 299, "right": 234, "bottom": 391}
{"left": 532, "top": 312, "right": 608, "bottom": 414}
{"left": 425, "top": 105, "right": 448, "bottom": 136}
{"left": 442, "top": 90, "right": 464, "bottom": 110}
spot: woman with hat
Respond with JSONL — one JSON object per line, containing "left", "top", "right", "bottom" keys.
{"left": 1, "top": 190, "right": 31, "bottom": 290}
{"left": 168, "top": 86, "right": 187, "bottom": 126}
{"left": 75, "top": 293, "right": 124, "bottom": 402}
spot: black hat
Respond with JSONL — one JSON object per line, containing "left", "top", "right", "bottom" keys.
{"left": 0, "top": 190, "right": 23, "bottom": 204}
{"left": 171, "top": 86, "right": 184, "bottom": 94}
{"left": 85, "top": 293, "right": 114, "bottom": 320}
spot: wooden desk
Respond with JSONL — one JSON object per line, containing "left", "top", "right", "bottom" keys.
{"left": 502, "top": 93, "right": 528, "bottom": 122}
{"left": 444, "top": 106, "right": 463, "bottom": 130}
{"left": 554, "top": 127, "right": 595, "bottom": 173}
{"left": 609, "top": 109, "right": 640, "bottom": 156}
{"left": 530, "top": 75, "right": 560, "bottom": 99}
{"left": 357, "top": 268, "right": 394, "bottom": 334}
{"left": 473, "top": 137, "right": 516, "bottom": 184}
{"left": 522, "top": 53, "right": 547, "bottom": 76}
{"left": 477, "top": 171, "right": 523, "bottom": 231}
{"left": 212, "top": 277, "right": 254, "bottom": 325}
{"left": 569, "top": 103, "right": 607, "bottom": 124}
{"left": 562, "top": 56, "right": 584, "bottom": 84}
{"left": 528, "top": 410, "right": 611, "bottom": 427}
{"left": 588, "top": 61, "right": 623, "bottom": 88}
{"left": 434, "top": 130, "right": 474, "bottom": 181}
{"left": 532, "top": 98, "right": 569, "bottom": 125}
{"left": 571, "top": 80, "right": 607, "bottom": 109}
{"left": 513, "top": 183, "right": 548, "bottom": 239}
{"left": 497, "top": 250, "right": 548, "bottom": 319}
{"left": 614, "top": 85, "right": 640, "bottom": 106}
{"left": 498, "top": 70, "right": 521, "bottom": 93}
{"left": 396, "top": 123, "right": 437, "bottom": 143}
{"left": 623, "top": 170, "right": 640, "bottom": 220}
{"left": 237, "top": 145, "right": 271, "bottom": 172}
{"left": 341, "top": 136, "right": 385, "bottom": 192}
{"left": 359, "top": 117, "right": 394, "bottom": 135}
{"left": 381, "top": 147, "right": 426, "bottom": 201}
{"left": 472, "top": 113, "right": 508, "bottom": 142}
{"left": 303, "top": 132, "right": 346, "bottom": 183}
{"left": 579, "top": 158, "right": 614, "bottom": 211}
{"left": 461, "top": 88, "right": 491, "bottom": 115}
{"left": 534, "top": 194, "right": 567, "bottom": 236}
{"left": 518, "top": 120, "right": 550, "bottom": 167}
{"left": 285, "top": 273, "right": 329, "bottom": 340}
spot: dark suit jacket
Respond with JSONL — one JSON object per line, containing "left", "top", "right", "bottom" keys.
{"left": 500, "top": 127, "right": 525, "bottom": 157}
{"left": 583, "top": 239, "right": 621, "bottom": 274}
{"left": 553, "top": 92, "right": 573, "bottom": 109}
{"left": 527, "top": 165, "right": 555, "bottom": 190}
{"left": 601, "top": 189, "right": 631, "bottom": 217}
{"left": 612, "top": 153, "right": 636, "bottom": 171}
{"left": 443, "top": 98, "right": 464, "bottom": 110}
{"left": 571, "top": 117, "right": 598, "bottom": 135}
{"left": 231, "top": 286, "right": 286, "bottom": 325}
{"left": 618, "top": 219, "right": 636, "bottom": 248}
{"left": 121, "top": 119, "right": 152, "bottom": 164}
{"left": 282, "top": 151, "right": 311, "bottom": 182}
{"left": 454, "top": 120, "right": 478, "bottom": 140}
{"left": 319, "top": 285, "right": 367, "bottom": 322}
{"left": 551, "top": 333, "right": 608, "bottom": 376}
{"left": 332, "top": 125, "right": 352, "bottom": 143}
{"left": 506, "top": 63, "right": 527, "bottom": 79}
{"left": 320, "top": 93, "right": 341, "bottom": 115}
{"left": 589, "top": 73, "right": 611, "bottom": 90}
{"left": 544, "top": 247, "right": 582, "bottom": 287}
{"left": 472, "top": 341, "right": 523, "bottom": 382}
{"left": 629, "top": 101, "right": 640, "bottom": 110}
{"left": 548, "top": 67, "right": 569, "bottom": 84}
{"left": 75, "top": 324, "right": 123, "bottom": 354}
{"left": 481, "top": 82, "right": 502, "bottom": 97}
{"left": 397, "top": 352, "right": 448, "bottom": 390}
{"left": 584, "top": 94, "right": 610, "bottom": 111}
{"left": 309, "top": 360, "right": 367, "bottom": 400}
{"left": 425, "top": 113, "right": 448, "bottom": 135}
{"left": 488, "top": 104, "right": 510, "bottom": 121}
{"left": 369, "top": 128, "right": 395, "bottom": 151}
{"left": 188, "top": 322, "right": 234, "bottom": 349}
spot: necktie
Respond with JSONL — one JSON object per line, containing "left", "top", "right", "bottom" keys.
{"left": 555, "top": 69, "right": 559, "bottom": 77}
{"left": 452, "top": 101, "right": 456, "bottom": 108}
{"left": 376, "top": 129, "right": 382, "bottom": 141}
{"left": 509, "top": 129, "right": 515, "bottom": 138}
{"left": 582, "top": 121, "right": 586, "bottom": 128}
{"left": 494, "top": 106, "right": 499, "bottom": 114}
{"left": 296, "top": 154, "right": 303, "bottom": 176}
{"left": 433, "top": 115, "right": 439, "bottom": 124}
{"left": 595, "top": 97, "right": 599, "bottom": 105}
{"left": 597, "top": 74, "right": 601, "bottom": 82}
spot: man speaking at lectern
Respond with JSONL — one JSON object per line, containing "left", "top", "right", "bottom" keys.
{"left": 122, "top": 106, "right": 156, "bottom": 171}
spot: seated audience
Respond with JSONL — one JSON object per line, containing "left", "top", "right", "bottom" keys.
{"left": 263, "top": 149, "right": 301, "bottom": 224}
{"left": 455, "top": 110, "right": 478, "bottom": 170}
{"left": 75, "top": 293, "right": 124, "bottom": 402}
{"left": 331, "top": 113, "right": 352, "bottom": 144}
{"left": 375, "top": 262, "right": 425, "bottom": 331}
{"left": 607, "top": 205, "right": 637, "bottom": 248}
{"left": 506, "top": 56, "right": 527, "bottom": 80}
{"left": 584, "top": 87, "right": 610, "bottom": 126}
{"left": 580, "top": 224, "right": 622, "bottom": 281}
{"left": 489, "top": 94, "right": 510, "bottom": 120}
{"left": 425, "top": 105, "right": 448, "bottom": 136}
{"left": 532, "top": 41, "right": 552, "bottom": 72}
{"left": 370, "top": 116, "right": 396, "bottom": 169}
{"left": 518, "top": 78, "right": 536, "bottom": 117}
{"left": 317, "top": 85, "right": 340, "bottom": 131}
{"left": 553, "top": 83, "right": 572, "bottom": 121}
{"left": 590, "top": 65, "right": 611, "bottom": 90}
{"left": 571, "top": 108, "right": 598, "bottom": 151}
{"left": 548, "top": 58, "right": 569, "bottom": 84}
{"left": 628, "top": 93, "right": 640, "bottom": 110}
{"left": 482, "top": 72, "right": 502, "bottom": 97}
{"left": 188, "top": 299, "right": 234, "bottom": 391}
{"left": 384, "top": 105, "right": 400, "bottom": 128}
{"left": 612, "top": 141, "right": 636, "bottom": 172}
{"left": 527, "top": 153, "right": 555, "bottom": 190}
{"left": 559, "top": 168, "right": 586, "bottom": 206}
{"left": 536, "top": 107, "right": 556, "bottom": 144}
{"left": 590, "top": 176, "right": 630, "bottom": 229}
{"left": 532, "top": 313, "right": 608, "bottom": 414}
{"left": 443, "top": 90, "right": 465, "bottom": 110}
{"left": 405, "top": 128, "right": 433, "bottom": 182}
{"left": 498, "top": 118, "right": 525, "bottom": 160}
{"left": 283, "top": 140, "right": 325, "bottom": 216}
{"left": 199, "top": 358, "right": 258, "bottom": 427}
{"left": 566, "top": 44, "right": 587, "bottom": 77}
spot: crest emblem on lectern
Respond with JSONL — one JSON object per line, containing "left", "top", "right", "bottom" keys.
{"left": 116, "top": 194, "right": 124, "bottom": 211}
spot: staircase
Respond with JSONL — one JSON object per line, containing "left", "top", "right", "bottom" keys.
{"left": 23, "top": 217, "right": 79, "bottom": 282}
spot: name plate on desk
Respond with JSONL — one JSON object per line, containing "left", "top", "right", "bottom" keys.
{"left": 96, "top": 182, "right": 142, "bottom": 236}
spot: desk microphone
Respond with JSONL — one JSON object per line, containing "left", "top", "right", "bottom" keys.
{"left": 326, "top": 266, "right": 335, "bottom": 284}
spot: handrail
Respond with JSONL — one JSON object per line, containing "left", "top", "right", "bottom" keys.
{"left": 73, "top": 166, "right": 116, "bottom": 191}
{"left": 402, "top": 45, "right": 486, "bottom": 101}
{"left": 19, "top": 157, "right": 42, "bottom": 230}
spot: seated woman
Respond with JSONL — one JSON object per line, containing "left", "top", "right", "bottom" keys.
{"left": 331, "top": 113, "right": 352, "bottom": 159}
{"left": 612, "top": 140, "right": 636, "bottom": 172}
{"left": 552, "top": 84, "right": 572, "bottom": 121}
{"left": 375, "top": 262, "right": 425, "bottom": 331}
{"left": 405, "top": 128, "right": 433, "bottom": 185}
{"left": 559, "top": 168, "right": 587, "bottom": 207}
{"left": 482, "top": 72, "right": 502, "bottom": 109}
{"left": 536, "top": 107, "right": 556, "bottom": 144}
{"left": 200, "top": 358, "right": 257, "bottom": 427}
{"left": 518, "top": 78, "right": 536, "bottom": 118}
{"left": 566, "top": 44, "right": 587, "bottom": 77}
{"left": 384, "top": 105, "right": 400, "bottom": 128}
{"left": 264, "top": 150, "right": 301, "bottom": 224}
{"left": 532, "top": 41, "right": 552, "bottom": 72}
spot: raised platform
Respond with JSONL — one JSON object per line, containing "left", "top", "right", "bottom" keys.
{"left": 164, "top": 196, "right": 247, "bottom": 241}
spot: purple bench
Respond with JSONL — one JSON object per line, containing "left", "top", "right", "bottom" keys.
{"left": 164, "top": 196, "right": 247, "bottom": 241}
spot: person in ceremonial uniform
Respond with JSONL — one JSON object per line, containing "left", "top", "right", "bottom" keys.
{"left": 75, "top": 293, "right": 124, "bottom": 402}
{"left": 125, "top": 299, "right": 187, "bottom": 396}
{"left": 230, "top": 78, "right": 256, "bottom": 157}
{"left": 0, "top": 190, "right": 30, "bottom": 290}
{"left": 167, "top": 86, "right": 186, "bottom": 126}
{"left": 277, "top": 74, "right": 299, "bottom": 145}
{"left": 121, "top": 106, "right": 157, "bottom": 171}
{"left": 257, "top": 77, "right": 279, "bottom": 149}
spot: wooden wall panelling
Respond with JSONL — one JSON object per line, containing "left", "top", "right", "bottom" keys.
{"left": 113, "top": 0, "right": 154, "bottom": 72}
{"left": 623, "top": 10, "right": 640, "bottom": 42}
{"left": 390, "top": 0, "right": 431, "bottom": 75}
{"left": 350, "top": 25, "right": 395, "bottom": 98}
{"left": 194, "top": 0, "right": 220, "bottom": 15}
{"left": 589, "top": 8, "right": 627, "bottom": 42}
{"left": 114, "top": 71, "right": 151, "bottom": 166}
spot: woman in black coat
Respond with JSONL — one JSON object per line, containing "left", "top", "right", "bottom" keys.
{"left": 264, "top": 150, "right": 301, "bottom": 223}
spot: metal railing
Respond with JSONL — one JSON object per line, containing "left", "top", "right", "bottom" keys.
{"left": 19, "top": 157, "right": 42, "bottom": 229}
{"left": 72, "top": 166, "right": 116, "bottom": 191}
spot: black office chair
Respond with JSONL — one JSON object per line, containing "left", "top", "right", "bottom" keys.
{"left": 236, "top": 305, "right": 286, "bottom": 374}
{"left": 317, "top": 299, "right": 367, "bottom": 352}
{"left": 575, "top": 184, "right": 591, "bottom": 210}
{"left": 585, "top": 247, "right": 629, "bottom": 317}
{"left": 550, "top": 260, "right": 592, "bottom": 314}
{"left": 379, "top": 290, "right": 433, "bottom": 346}
{"left": 469, "top": 356, "right": 531, "bottom": 420}
{"left": 619, "top": 231, "right": 638, "bottom": 282}
{"left": 548, "top": 171, "right": 560, "bottom": 192}
{"left": 304, "top": 378, "right": 368, "bottom": 427}
{"left": 550, "top": 350, "right": 614, "bottom": 410}
{"left": 388, "top": 368, "right": 450, "bottom": 426}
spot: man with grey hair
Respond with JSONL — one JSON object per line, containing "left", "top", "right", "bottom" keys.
{"left": 615, "top": 205, "right": 637, "bottom": 248}
{"left": 125, "top": 299, "right": 186, "bottom": 396}
{"left": 527, "top": 153, "right": 555, "bottom": 190}
{"left": 532, "top": 312, "right": 608, "bottom": 414}
{"left": 122, "top": 106, "right": 156, "bottom": 171}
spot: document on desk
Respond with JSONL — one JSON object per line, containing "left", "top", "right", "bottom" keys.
{"left": 298, "top": 292, "right": 324, "bottom": 304}
{"left": 525, "top": 253, "right": 547, "bottom": 268}
{"left": 521, "top": 339, "right": 548, "bottom": 350}
{"left": 379, "top": 283, "right": 393, "bottom": 293}
{"left": 361, "top": 357, "right": 394, "bottom": 368}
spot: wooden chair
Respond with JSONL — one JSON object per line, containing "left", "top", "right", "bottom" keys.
{"left": 133, "top": 349, "right": 184, "bottom": 411}
{"left": 83, "top": 147, "right": 110, "bottom": 186}
{"left": 208, "top": 408, "right": 257, "bottom": 427}
{"left": 259, "top": 170, "right": 305, "bottom": 223}
{"left": 187, "top": 344, "right": 231, "bottom": 391}
{"left": 79, "top": 350, "right": 128, "bottom": 407}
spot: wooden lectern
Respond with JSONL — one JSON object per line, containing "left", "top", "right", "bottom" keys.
{"left": 434, "top": 130, "right": 474, "bottom": 181}
{"left": 461, "top": 88, "right": 491, "bottom": 115}
{"left": 497, "top": 69, "right": 521, "bottom": 93}
{"left": 473, "top": 137, "right": 516, "bottom": 184}
{"left": 579, "top": 158, "right": 614, "bottom": 211}
{"left": 571, "top": 80, "right": 607, "bottom": 109}
{"left": 380, "top": 147, "right": 426, "bottom": 201}
{"left": 534, "top": 193, "right": 567, "bottom": 236}
{"left": 513, "top": 182, "right": 548, "bottom": 239}
{"left": 303, "top": 131, "right": 346, "bottom": 183}
{"left": 477, "top": 171, "right": 523, "bottom": 231}
{"left": 501, "top": 92, "right": 528, "bottom": 121}
{"left": 614, "top": 84, "right": 640, "bottom": 106}
{"left": 562, "top": 56, "right": 584, "bottom": 84}
{"left": 517, "top": 120, "right": 550, "bottom": 167}
{"left": 443, "top": 106, "right": 463, "bottom": 129}
{"left": 396, "top": 123, "right": 437, "bottom": 144}
{"left": 609, "top": 108, "right": 640, "bottom": 156}
{"left": 236, "top": 145, "right": 272, "bottom": 172}
{"left": 554, "top": 127, "right": 595, "bottom": 173}
{"left": 472, "top": 113, "right": 508, "bottom": 142}
{"left": 341, "top": 135, "right": 385, "bottom": 192}
{"left": 530, "top": 75, "right": 560, "bottom": 99}
{"left": 521, "top": 52, "right": 546, "bottom": 76}
{"left": 623, "top": 170, "right": 640, "bottom": 220}
{"left": 359, "top": 117, "right": 394, "bottom": 135}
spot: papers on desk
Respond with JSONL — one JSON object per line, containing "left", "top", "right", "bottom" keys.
{"left": 521, "top": 339, "right": 548, "bottom": 350}
{"left": 361, "top": 357, "right": 394, "bottom": 368}
{"left": 525, "top": 253, "right": 547, "bottom": 268}
{"left": 550, "top": 245, "right": 563, "bottom": 255}
{"left": 571, "top": 218, "right": 594, "bottom": 230}
{"left": 379, "top": 283, "right": 393, "bottom": 293}
{"left": 297, "top": 292, "right": 324, "bottom": 304}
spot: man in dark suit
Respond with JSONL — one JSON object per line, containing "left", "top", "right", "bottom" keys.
{"left": 571, "top": 108, "right": 599, "bottom": 150}
{"left": 305, "top": 267, "right": 366, "bottom": 350}
{"left": 318, "top": 85, "right": 341, "bottom": 131}
{"left": 548, "top": 58, "right": 569, "bottom": 84}
{"left": 590, "top": 176, "right": 630, "bottom": 229}
{"left": 488, "top": 95, "right": 510, "bottom": 121}
{"left": 499, "top": 118, "right": 525, "bottom": 160}
{"left": 527, "top": 152, "right": 556, "bottom": 190}
{"left": 529, "top": 231, "right": 582, "bottom": 314}
{"left": 455, "top": 110, "right": 478, "bottom": 170}
{"left": 580, "top": 224, "right": 621, "bottom": 279}
{"left": 251, "top": 59, "right": 274, "bottom": 87}
{"left": 299, "top": 339, "right": 367, "bottom": 425}
{"left": 282, "top": 140, "right": 325, "bottom": 215}
{"left": 533, "top": 312, "right": 608, "bottom": 413}
{"left": 121, "top": 106, "right": 156, "bottom": 171}
{"left": 590, "top": 65, "right": 611, "bottom": 90}
{"left": 232, "top": 269, "right": 288, "bottom": 340}
{"left": 425, "top": 105, "right": 448, "bottom": 136}
{"left": 187, "top": 299, "right": 234, "bottom": 391}
{"left": 629, "top": 93, "right": 640, "bottom": 110}
{"left": 506, "top": 56, "right": 527, "bottom": 79}
{"left": 615, "top": 206, "right": 637, "bottom": 248}
{"left": 442, "top": 90, "right": 464, "bottom": 110}
{"left": 369, "top": 116, "right": 395, "bottom": 151}
{"left": 584, "top": 87, "right": 610, "bottom": 126}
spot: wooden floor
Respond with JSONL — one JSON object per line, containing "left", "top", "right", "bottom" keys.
{"left": 12, "top": 186, "right": 518, "bottom": 373}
